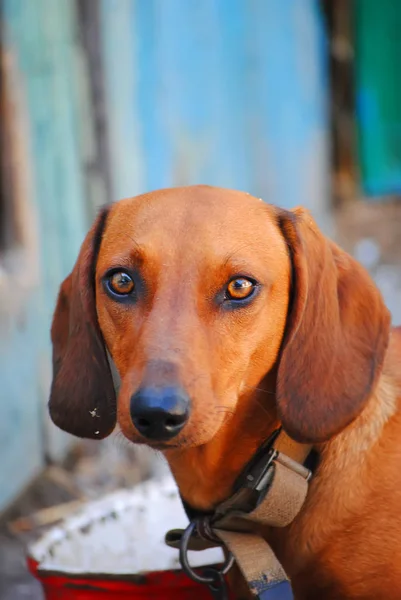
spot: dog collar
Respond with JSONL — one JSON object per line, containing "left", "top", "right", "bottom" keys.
{"left": 166, "top": 428, "right": 314, "bottom": 599}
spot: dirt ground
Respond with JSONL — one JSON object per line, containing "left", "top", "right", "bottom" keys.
{"left": 0, "top": 198, "right": 400, "bottom": 600}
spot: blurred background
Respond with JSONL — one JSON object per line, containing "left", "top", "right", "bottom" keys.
{"left": 1, "top": 0, "right": 401, "bottom": 597}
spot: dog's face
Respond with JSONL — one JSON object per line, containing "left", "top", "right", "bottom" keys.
{"left": 95, "top": 188, "right": 291, "bottom": 449}
{"left": 49, "top": 186, "right": 390, "bottom": 455}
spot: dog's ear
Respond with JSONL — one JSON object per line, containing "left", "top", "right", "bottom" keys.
{"left": 275, "top": 207, "right": 391, "bottom": 443}
{"left": 48, "top": 208, "right": 116, "bottom": 439}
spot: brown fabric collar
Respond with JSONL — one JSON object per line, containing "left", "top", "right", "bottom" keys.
{"left": 167, "top": 429, "right": 316, "bottom": 598}
{"left": 180, "top": 428, "right": 317, "bottom": 522}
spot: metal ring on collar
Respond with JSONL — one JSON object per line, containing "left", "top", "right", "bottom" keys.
{"left": 179, "top": 520, "right": 235, "bottom": 585}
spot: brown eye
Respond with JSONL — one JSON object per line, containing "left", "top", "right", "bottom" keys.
{"left": 108, "top": 271, "right": 135, "bottom": 296}
{"left": 226, "top": 278, "right": 255, "bottom": 300}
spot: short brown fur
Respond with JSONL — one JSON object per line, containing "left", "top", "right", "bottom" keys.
{"left": 49, "top": 186, "right": 401, "bottom": 600}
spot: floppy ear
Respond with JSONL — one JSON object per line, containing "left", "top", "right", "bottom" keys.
{"left": 275, "top": 207, "right": 391, "bottom": 443}
{"left": 48, "top": 208, "right": 116, "bottom": 439}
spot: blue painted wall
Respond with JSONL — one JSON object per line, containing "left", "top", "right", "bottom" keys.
{"left": 102, "top": 0, "right": 329, "bottom": 226}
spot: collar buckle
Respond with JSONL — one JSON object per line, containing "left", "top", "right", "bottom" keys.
{"left": 215, "top": 428, "right": 311, "bottom": 517}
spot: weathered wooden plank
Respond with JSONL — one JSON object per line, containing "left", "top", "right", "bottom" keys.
{"left": 76, "top": 0, "right": 113, "bottom": 215}
{"left": 1, "top": 4, "right": 44, "bottom": 508}
{"left": 241, "top": 0, "right": 330, "bottom": 225}
{"left": 102, "top": 0, "right": 329, "bottom": 224}
{"left": 101, "top": 0, "right": 144, "bottom": 200}
{"left": 1, "top": 0, "right": 95, "bottom": 506}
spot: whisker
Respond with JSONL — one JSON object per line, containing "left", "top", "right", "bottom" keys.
{"left": 125, "top": 234, "right": 142, "bottom": 250}
{"left": 252, "top": 397, "right": 273, "bottom": 417}
{"left": 111, "top": 430, "right": 133, "bottom": 451}
{"left": 223, "top": 241, "right": 256, "bottom": 267}
{"left": 241, "top": 384, "right": 275, "bottom": 395}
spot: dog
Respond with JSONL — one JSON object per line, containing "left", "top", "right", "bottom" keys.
{"left": 49, "top": 186, "right": 401, "bottom": 599}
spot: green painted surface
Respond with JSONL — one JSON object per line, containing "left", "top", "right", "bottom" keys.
{"left": 355, "top": 0, "right": 401, "bottom": 196}
{"left": 0, "top": 0, "right": 95, "bottom": 508}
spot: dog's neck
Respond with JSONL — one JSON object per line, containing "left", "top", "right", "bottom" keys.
{"left": 164, "top": 376, "right": 280, "bottom": 511}
{"left": 164, "top": 331, "right": 401, "bottom": 517}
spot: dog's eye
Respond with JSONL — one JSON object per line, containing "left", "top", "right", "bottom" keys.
{"left": 226, "top": 278, "right": 255, "bottom": 300}
{"left": 108, "top": 271, "right": 135, "bottom": 296}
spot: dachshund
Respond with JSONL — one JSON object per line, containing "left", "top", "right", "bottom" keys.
{"left": 49, "top": 185, "right": 401, "bottom": 600}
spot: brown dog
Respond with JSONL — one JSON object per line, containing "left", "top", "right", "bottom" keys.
{"left": 49, "top": 186, "right": 401, "bottom": 599}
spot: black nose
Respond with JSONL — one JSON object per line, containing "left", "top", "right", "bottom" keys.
{"left": 130, "top": 386, "right": 190, "bottom": 441}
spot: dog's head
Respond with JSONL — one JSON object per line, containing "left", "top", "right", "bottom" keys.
{"left": 49, "top": 186, "right": 390, "bottom": 451}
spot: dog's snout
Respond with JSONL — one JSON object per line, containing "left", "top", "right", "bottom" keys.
{"left": 130, "top": 386, "right": 190, "bottom": 441}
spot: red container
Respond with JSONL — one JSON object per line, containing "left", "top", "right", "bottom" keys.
{"left": 27, "top": 476, "right": 230, "bottom": 599}
{"left": 28, "top": 556, "right": 219, "bottom": 599}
